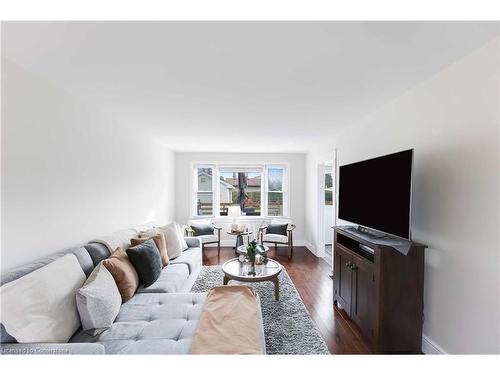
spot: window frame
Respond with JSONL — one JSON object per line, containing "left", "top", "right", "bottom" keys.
{"left": 193, "top": 165, "right": 216, "bottom": 217}
{"left": 190, "top": 162, "right": 289, "bottom": 219}
{"left": 265, "top": 165, "right": 287, "bottom": 217}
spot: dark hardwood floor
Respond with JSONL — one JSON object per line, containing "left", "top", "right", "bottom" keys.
{"left": 203, "top": 245, "right": 372, "bottom": 354}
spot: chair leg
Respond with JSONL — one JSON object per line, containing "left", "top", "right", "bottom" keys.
{"left": 288, "top": 242, "right": 292, "bottom": 260}
{"left": 275, "top": 243, "right": 278, "bottom": 256}
{"left": 217, "top": 241, "right": 220, "bottom": 257}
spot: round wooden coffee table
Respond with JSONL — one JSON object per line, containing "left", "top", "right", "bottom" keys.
{"left": 222, "top": 258, "right": 282, "bottom": 300}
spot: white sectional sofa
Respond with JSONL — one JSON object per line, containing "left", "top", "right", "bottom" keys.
{"left": 0, "top": 223, "right": 265, "bottom": 354}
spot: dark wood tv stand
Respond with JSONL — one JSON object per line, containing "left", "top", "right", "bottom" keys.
{"left": 333, "top": 226, "right": 426, "bottom": 353}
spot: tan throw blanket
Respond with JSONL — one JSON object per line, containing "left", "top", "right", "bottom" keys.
{"left": 191, "top": 285, "right": 263, "bottom": 354}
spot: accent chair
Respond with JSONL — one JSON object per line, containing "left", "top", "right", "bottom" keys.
{"left": 258, "top": 218, "right": 295, "bottom": 260}
{"left": 184, "top": 219, "right": 222, "bottom": 256}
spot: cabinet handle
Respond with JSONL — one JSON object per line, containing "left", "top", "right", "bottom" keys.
{"left": 345, "top": 262, "right": 357, "bottom": 271}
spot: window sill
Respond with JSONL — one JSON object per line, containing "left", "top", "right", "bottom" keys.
{"left": 190, "top": 216, "right": 290, "bottom": 222}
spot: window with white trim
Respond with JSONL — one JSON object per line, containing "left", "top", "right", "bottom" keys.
{"left": 267, "top": 167, "right": 285, "bottom": 216}
{"left": 192, "top": 164, "right": 288, "bottom": 218}
{"left": 194, "top": 166, "right": 214, "bottom": 216}
{"left": 219, "top": 167, "right": 262, "bottom": 216}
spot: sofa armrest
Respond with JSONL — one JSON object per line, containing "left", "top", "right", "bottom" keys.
{"left": 0, "top": 343, "right": 105, "bottom": 355}
{"left": 184, "top": 237, "right": 202, "bottom": 248}
{"left": 183, "top": 225, "right": 194, "bottom": 237}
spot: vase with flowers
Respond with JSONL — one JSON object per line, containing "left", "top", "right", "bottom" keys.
{"left": 246, "top": 240, "right": 258, "bottom": 276}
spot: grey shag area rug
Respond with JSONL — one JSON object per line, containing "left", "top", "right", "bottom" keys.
{"left": 191, "top": 265, "right": 330, "bottom": 355}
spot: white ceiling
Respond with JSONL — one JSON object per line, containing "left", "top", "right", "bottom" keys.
{"left": 3, "top": 21, "right": 499, "bottom": 152}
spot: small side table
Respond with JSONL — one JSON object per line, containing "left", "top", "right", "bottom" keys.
{"left": 226, "top": 231, "right": 253, "bottom": 254}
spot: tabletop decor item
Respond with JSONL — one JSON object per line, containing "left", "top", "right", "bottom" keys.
{"left": 246, "top": 240, "right": 258, "bottom": 275}
{"left": 256, "top": 244, "right": 268, "bottom": 264}
{"left": 230, "top": 223, "right": 247, "bottom": 234}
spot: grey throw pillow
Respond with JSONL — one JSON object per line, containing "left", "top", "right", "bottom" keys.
{"left": 126, "top": 239, "right": 162, "bottom": 287}
{"left": 76, "top": 262, "right": 122, "bottom": 336}
{"left": 190, "top": 223, "right": 214, "bottom": 236}
{"left": 266, "top": 223, "right": 288, "bottom": 236}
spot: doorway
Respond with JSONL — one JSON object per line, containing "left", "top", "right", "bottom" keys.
{"left": 323, "top": 163, "right": 334, "bottom": 265}
{"left": 317, "top": 150, "right": 336, "bottom": 268}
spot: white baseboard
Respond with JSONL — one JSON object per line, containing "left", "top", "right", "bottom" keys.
{"left": 422, "top": 334, "right": 447, "bottom": 354}
{"left": 303, "top": 241, "right": 317, "bottom": 255}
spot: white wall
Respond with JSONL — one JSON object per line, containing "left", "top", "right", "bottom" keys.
{"left": 174, "top": 152, "right": 306, "bottom": 245}
{"left": 306, "top": 38, "right": 500, "bottom": 353}
{"left": 1, "top": 60, "right": 175, "bottom": 271}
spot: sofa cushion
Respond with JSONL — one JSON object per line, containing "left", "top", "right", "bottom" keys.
{"left": 76, "top": 263, "right": 122, "bottom": 335}
{"left": 136, "top": 264, "right": 189, "bottom": 294}
{"left": 169, "top": 247, "right": 201, "bottom": 275}
{"left": 184, "top": 237, "right": 201, "bottom": 248}
{"left": 263, "top": 233, "right": 288, "bottom": 243}
{"left": 1, "top": 254, "right": 86, "bottom": 343}
{"left": 126, "top": 240, "right": 162, "bottom": 288}
{"left": 1, "top": 324, "right": 16, "bottom": 344}
{"left": 70, "top": 293, "right": 206, "bottom": 354}
{"left": 1, "top": 247, "right": 93, "bottom": 286}
{"left": 84, "top": 243, "right": 112, "bottom": 267}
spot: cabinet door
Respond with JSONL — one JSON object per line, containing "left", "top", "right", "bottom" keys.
{"left": 333, "top": 245, "right": 352, "bottom": 314}
{"left": 350, "top": 255, "right": 376, "bottom": 341}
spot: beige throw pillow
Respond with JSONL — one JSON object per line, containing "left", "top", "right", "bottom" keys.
{"left": 102, "top": 248, "right": 139, "bottom": 302}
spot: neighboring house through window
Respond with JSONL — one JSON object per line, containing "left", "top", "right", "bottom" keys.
{"left": 192, "top": 163, "right": 288, "bottom": 218}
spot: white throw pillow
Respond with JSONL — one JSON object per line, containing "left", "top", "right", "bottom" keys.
{"left": 158, "top": 222, "right": 188, "bottom": 259}
{"left": 76, "top": 262, "right": 121, "bottom": 336}
{"left": 0, "top": 254, "right": 86, "bottom": 343}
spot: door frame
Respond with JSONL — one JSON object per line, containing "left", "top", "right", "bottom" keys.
{"left": 316, "top": 149, "right": 337, "bottom": 262}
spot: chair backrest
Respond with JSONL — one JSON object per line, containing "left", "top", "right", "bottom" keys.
{"left": 270, "top": 218, "right": 293, "bottom": 230}
{"left": 187, "top": 219, "right": 215, "bottom": 236}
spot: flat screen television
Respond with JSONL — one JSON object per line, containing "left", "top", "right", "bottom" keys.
{"left": 338, "top": 149, "right": 413, "bottom": 240}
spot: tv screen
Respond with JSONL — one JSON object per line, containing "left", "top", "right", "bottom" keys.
{"left": 338, "top": 149, "right": 413, "bottom": 239}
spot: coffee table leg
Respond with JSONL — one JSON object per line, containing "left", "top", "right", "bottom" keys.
{"left": 272, "top": 277, "right": 280, "bottom": 300}
{"left": 223, "top": 276, "right": 229, "bottom": 285}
